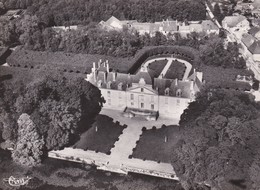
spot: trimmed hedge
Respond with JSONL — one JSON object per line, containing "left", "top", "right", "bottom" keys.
{"left": 128, "top": 45, "right": 200, "bottom": 74}
{"left": 7, "top": 49, "right": 132, "bottom": 74}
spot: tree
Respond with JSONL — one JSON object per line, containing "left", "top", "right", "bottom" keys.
{"left": 173, "top": 88, "right": 260, "bottom": 190}
{"left": 15, "top": 70, "right": 104, "bottom": 150}
{"left": 12, "top": 113, "right": 44, "bottom": 167}
{"left": 213, "top": 3, "right": 224, "bottom": 23}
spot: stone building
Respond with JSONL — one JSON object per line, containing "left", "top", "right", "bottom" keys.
{"left": 99, "top": 16, "right": 219, "bottom": 37}
{"left": 86, "top": 60, "right": 203, "bottom": 119}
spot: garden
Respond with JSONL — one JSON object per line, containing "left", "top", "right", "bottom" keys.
{"left": 131, "top": 125, "right": 182, "bottom": 163}
{"left": 147, "top": 59, "right": 168, "bottom": 78}
{"left": 73, "top": 114, "right": 126, "bottom": 155}
{"left": 164, "top": 60, "right": 186, "bottom": 80}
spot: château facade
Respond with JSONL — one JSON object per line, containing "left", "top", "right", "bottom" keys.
{"left": 86, "top": 60, "right": 203, "bottom": 119}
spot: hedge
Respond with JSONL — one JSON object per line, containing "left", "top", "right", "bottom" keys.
{"left": 7, "top": 49, "right": 132, "bottom": 74}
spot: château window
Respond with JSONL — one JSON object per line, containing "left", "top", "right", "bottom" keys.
{"left": 165, "top": 88, "right": 170, "bottom": 96}
{"left": 177, "top": 99, "right": 180, "bottom": 106}
{"left": 141, "top": 103, "right": 144, "bottom": 108}
{"left": 118, "top": 83, "right": 122, "bottom": 90}
{"left": 176, "top": 89, "right": 182, "bottom": 97}
{"left": 141, "top": 88, "right": 144, "bottom": 92}
{"left": 131, "top": 94, "right": 134, "bottom": 100}
{"left": 131, "top": 102, "right": 134, "bottom": 106}
{"left": 107, "top": 81, "right": 112, "bottom": 89}
{"left": 97, "top": 80, "right": 102, "bottom": 88}
{"left": 165, "top": 97, "right": 168, "bottom": 104}
{"left": 151, "top": 104, "right": 154, "bottom": 110}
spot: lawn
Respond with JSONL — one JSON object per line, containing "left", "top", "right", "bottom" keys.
{"left": 164, "top": 60, "right": 186, "bottom": 80}
{"left": 147, "top": 59, "right": 168, "bottom": 78}
{"left": 132, "top": 125, "right": 182, "bottom": 163}
{"left": 73, "top": 114, "right": 126, "bottom": 154}
{"left": 199, "top": 64, "right": 253, "bottom": 90}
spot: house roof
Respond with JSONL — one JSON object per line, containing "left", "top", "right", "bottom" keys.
{"left": 248, "top": 27, "right": 260, "bottom": 36}
{"left": 222, "top": 15, "right": 247, "bottom": 28}
{"left": 159, "top": 21, "right": 178, "bottom": 32}
{"left": 131, "top": 23, "right": 152, "bottom": 31}
{"left": 248, "top": 41, "right": 260, "bottom": 54}
{"left": 201, "top": 20, "right": 218, "bottom": 31}
{"left": 131, "top": 69, "right": 154, "bottom": 85}
{"left": 154, "top": 78, "right": 173, "bottom": 95}
{"left": 189, "top": 23, "right": 203, "bottom": 33}
{"left": 105, "top": 16, "right": 121, "bottom": 26}
{"left": 252, "top": 18, "right": 260, "bottom": 27}
{"left": 170, "top": 80, "right": 192, "bottom": 98}
{"left": 241, "top": 33, "right": 255, "bottom": 48}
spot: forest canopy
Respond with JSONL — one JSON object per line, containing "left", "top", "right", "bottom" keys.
{"left": 0, "top": 0, "right": 206, "bottom": 26}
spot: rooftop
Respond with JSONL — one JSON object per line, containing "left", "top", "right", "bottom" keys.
{"left": 222, "top": 15, "right": 247, "bottom": 28}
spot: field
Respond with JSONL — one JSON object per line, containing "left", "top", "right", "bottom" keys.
{"left": 147, "top": 59, "right": 168, "bottom": 78}
{"left": 132, "top": 125, "right": 182, "bottom": 163}
{"left": 73, "top": 115, "right": 126, "bottom": 154}
{"left": 164, "top": 60, "right": 186, "bottom": 80}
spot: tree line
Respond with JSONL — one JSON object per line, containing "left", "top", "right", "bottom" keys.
{"left": 0, "top": 67, "right": 104, "bottom": 167}
{"left": 0, "top": 0, "right": 206, "bottom": 26}
{"left": 173, "top": 87, "right": 260, "bottom": 190}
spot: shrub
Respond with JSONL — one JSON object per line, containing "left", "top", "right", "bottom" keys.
{"left": 252, "top": 79, "right": 259, "bottom": 91}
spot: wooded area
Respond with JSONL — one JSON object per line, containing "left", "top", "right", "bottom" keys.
{"left": 173, "top": 88, "right": 260, "bottom": 190}
{"left": 0, "top": 0, "right": 206, "bottom": 25}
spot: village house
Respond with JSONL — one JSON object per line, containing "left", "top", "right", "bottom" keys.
{"left": 0, "top": 9, "right": 23, "bottom": 21}
{"left": 99, "top": 16, "right": 219, "bottom": 37}
{"left": 222, "top": 15, "right": 260, "bottom": 80}
{"left": 222, "top": 15, "right": 250, "bottom": 41}
{"left": 86, "top": 60, "right": 203, "bottom": 120}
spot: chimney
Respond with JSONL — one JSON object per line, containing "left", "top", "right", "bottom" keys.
{"left": 98, "top": 59, "right": 102, "bottom": 67}
{"left": 175, "top": 79, "right": 178, "bottom": 86}
{"left": 190, "top": 81, "right": 194, "bottom": 91}
{"left": 92, "top": 62, "right": 96, "bottom": 72}
{"left": 103, "top": 72, "right": 107, "bottom": 83}
{"left": 106, "top": 62, "right": 109, "bottom": 73}
{"left": 113, "top": 72, "right": 116, "bottom": 81}
{"left": 92, "top": 62, "right": 96, "bottom": 82}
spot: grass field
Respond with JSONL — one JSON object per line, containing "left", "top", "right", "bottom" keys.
{"left": 73, "top": 114, "right": 125, "bottom": 154}
{"left": 148, "top": 59, "right": 168, "bottom": 78}
{"left": 164, "top": 61, "right": 186, "bottom": 80}
{"left": 132, "top": 125, "right": 182, "bottom": 163}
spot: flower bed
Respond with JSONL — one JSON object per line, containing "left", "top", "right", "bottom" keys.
{"left": 164, "top": 60, "right": 186, "bottom": 80}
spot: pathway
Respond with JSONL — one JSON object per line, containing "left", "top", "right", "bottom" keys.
{"left": 49, "top": 108, "right": 179, "bottom": 180}
{"left": 142, "top": 57, "right": 192, "bottom": 81}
